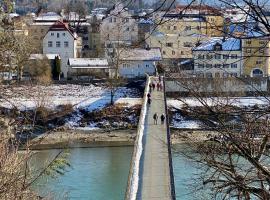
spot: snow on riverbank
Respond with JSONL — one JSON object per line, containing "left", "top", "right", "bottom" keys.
{"left": 1, "top": 84, "right": 142, "bottom": 110}
{"left": 168, "top": 97, "right": 270, "bottom": 130}
{"left": 168, "top": 97, "right": 270, "bottom": 109}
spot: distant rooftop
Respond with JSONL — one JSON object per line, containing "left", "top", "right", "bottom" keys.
{"left": 35, "top": 12, "right": 62, "bottom": 22}
{"left": 193, "top": 37, "right": 241, "bottom": 51}
{"left": 119, "top": 48, "right": 162, "bottom": 61}
{"left": 30, "top": 54, "right": 60, "bottom": 60}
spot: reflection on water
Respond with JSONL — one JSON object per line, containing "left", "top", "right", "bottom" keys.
{"left": 31, "top": 147, "right": 133, "bottom": 200}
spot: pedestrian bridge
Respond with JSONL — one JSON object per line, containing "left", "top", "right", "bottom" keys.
{"left": 125, "top": 76, "right": 176, "bottom": 200}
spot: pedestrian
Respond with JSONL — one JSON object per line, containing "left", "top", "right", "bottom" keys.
{"left": 161, "top": 113, "right": 165, "bottom": 124}
{"left": 159, "top": 82, "right": 163, "bottom": 91}
{"left": 148, "top": 97, "right": 151, "bottom": 105}
{"left": 157, "top": 82, "right": 160, "bottom": 91}
{"left": 153, "top": 113, "right": 158, "bottom": 125}
{"left": 149, "top": 84, "right": 152, "bottom": 93}
{"left": 159, "top": 75, "right": 161, "bottom": 82}
{"left": 152, "top": 82, "right": 155, "bottom": 91}
{"left": 147, "top": 93, "right": 151, "bottom": 98}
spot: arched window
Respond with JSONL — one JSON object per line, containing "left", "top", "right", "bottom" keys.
{"left": 252, "top": 68, "right": 263, "bottom": 77}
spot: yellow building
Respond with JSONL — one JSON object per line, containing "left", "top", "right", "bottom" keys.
{"left": 242, "top": 36, "right": 270, "bottom": 77}
{"left": 156, "top": 5, "right": 224, "bottom": 37}
{"left": 146, "top": 32, "right": 209, "bottom": 60}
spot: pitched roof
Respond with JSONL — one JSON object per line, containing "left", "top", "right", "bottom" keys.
{"left": 47, "top": 21, "right": 77, "bottom": 39}
{"left": 68, "top": 58, "right": 109, "bottom": 68}
{"left": 172, "top": 5, "right": 222, "bottom": 15}
{"left": 193, "top": 37, "right": 241, "bottom": 51}
{"left": 119, "top": 48, "right": 162, "bottom": 61}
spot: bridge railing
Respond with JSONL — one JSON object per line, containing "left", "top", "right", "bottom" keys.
{"left": 163, "top": 77, "right": 176, "bottom": 200}
{"left": 125, "top": 75, "right": 150, "bottom": 200}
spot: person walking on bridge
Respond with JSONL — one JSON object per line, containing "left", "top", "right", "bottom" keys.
{"left": 153, "top": 113, "right": 158, "bottom": 125}
{"left": 161, "top": 113, "right": 165, "bottom": 124}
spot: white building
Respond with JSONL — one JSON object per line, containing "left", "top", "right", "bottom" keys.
{"left": 116, "top": 48, "right": 162, "bottom": 78}
{"left": 193, "top": 38, "right": 243, "bottom": 78}
{"left": 67, "top": 58, "right": 109, "bottom": 79}
{"left": 43, "top": 21, "right": 80, "bottom": 78}
{"left": 100, "top": 3, "right": 138, "bottom": 45}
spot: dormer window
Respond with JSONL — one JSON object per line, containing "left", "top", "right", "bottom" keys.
{"left": 214, "top": 43, "right": 222, "bottom": 51}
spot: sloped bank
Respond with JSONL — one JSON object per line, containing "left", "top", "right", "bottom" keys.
{"left": 27, "top": 128, "right": 215, "bottom": 150}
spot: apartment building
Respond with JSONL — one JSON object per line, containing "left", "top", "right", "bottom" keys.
{"left": 193, "top": 38, "right": 243, "bottom": 78}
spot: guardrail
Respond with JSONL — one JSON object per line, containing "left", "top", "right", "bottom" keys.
{"left": 163, "top": 77, "right": 176, "bottom": 200}
{"left": 125, "top": 75, "right": 150, "bottom": 200}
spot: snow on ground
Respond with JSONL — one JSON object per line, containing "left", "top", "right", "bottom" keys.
{"left": 1, "top": 84, "right": 142, "bottom": 110}
{"left": 170, "top": 112, "right": 202, "bottom": 129}
{"left": 168, "top": 97, "right": 270, "bottom": 109}
{"left": 169, "top": 97, "right": 270, "bottom": 130}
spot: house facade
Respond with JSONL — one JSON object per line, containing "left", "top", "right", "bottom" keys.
{"left": 43, "top": 21, "right": 80, "bottom": 78}
{"left": 242, "top": 36, "right": 270, "bottom": 77}
{"left": 116, "top": 48, "right": 162, "bottom": 78}
{"left": 193, "top": 38, "right": 243, "bottom": 78}
{"left": 100, "top": 3, "right": 138, "bottom": 46}
{"left": 68, "top": 58, "right": 109, "bottom": 79}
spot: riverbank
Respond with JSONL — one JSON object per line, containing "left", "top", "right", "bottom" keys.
{"left": 26, "top": 128, "right": 217, "bottom": 150}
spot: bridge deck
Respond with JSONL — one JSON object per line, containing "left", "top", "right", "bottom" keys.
{"left": 138, "top": 77, "right": 172, "bottom": 200}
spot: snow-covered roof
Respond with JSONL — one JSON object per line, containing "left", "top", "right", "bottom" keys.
{"left": 30, "top": 54, "right": 60, "bottom": 60}
{"left": 35, "top": 12, "right": 62, "bottom": 22}
{"left": 68, "top": 58, "right": 109, "bottom": 68}
{"left": 193, "top": 37, "right": 241, "bottom": 51}
{"left": 119, "top": 48, "right": 162, "bottom": 61}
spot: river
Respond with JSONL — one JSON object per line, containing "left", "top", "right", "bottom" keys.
{"left": 31, "top": 145, "right": 204, "bottom": 200}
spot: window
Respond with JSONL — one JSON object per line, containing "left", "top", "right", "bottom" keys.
{"left": 166, "top": 43, "right": 173, "bottom": 47}
{"left": 215, "top": 54, "right": 221, "bottom": 59}
{"left": 198, "top": 54, "right": 204, "bottom": 59}
{"left": 138, "top": 64, "right": 140, "bottom": 68}
{"left": 123, "top": 64, "right": 129, "bottom": 68}
{"left": 48, "top": 41, "right": 53, "bottom": 47}
{"left": 246, "top": 48, "right": 251, "bottom": 53}
{"left": 206, "top": 72, "right": 212, "bottom": 78}
{"left": 223, "top": 54, "right": 229, "bottom": 59}
{"left": 231, "top": 63, "right": 237, "bottom": 68}
{"left": 206, "top": 64, "right": 212, "bottom": 68}
{"left": 206, "top": 54, "right": 213, "bottom": 59}
{"left": 231, "top": 73, "right": 238, "bottom": 77}
{"left": 63, "top": 33, "right": 66, "bottom": 36}
{"left": 214, "top": 64, "right": 221, "bottom": 68}
{"left": 246, "top": 39, "right": 251, "bottom": 44}
{"left": 231, "top": 54, "right": 238, "bottom": 59}
{"left": 113, "top": 18, "right": 116, "bottom": 22}
{"left": 109, "top": 18, "right": 112, "bottom": 23}
{"left": 126, "top": 27, "right": 130, "bottom": 31}
{"left": 57, "top": 33, "right": 60, "bottom": 38}
{"left": 256, "top": 60, "right": 263, "bottom": 64}
{"left": 259, "top": 49, "right": 264, "bottom": 53}
{"left": 64, "top": 41, "right": 69, "bottom": 48}
{"left": 163, "top": 51, "right": 166, "bottom": 55}
{"left": 215, "top": 72, "right": 220, "bottom": 78}
{"left": 146, "top": 64, "right": 149, "bottom": 67}
{"left": 223, "top": 64, "right": 229, "bottom": 68}
{"left": 173, "top": 26, "right": 177, "bottom": 30}
{"left": 172, "top": 50, "right": 175, "bottom": 55}
{"left": 196, "top": 26, "right": 200, "bottom": 30}
{"left": 56, "top": 41, "right": 61, "bottom": 47}
{"left": 181, "top": 51, "right": 184, "bottom": 55}
{"left": 252, "top": 68, "right": 263, "bottom": 77}
{"left": 183, "top": 42, "right": 192, "bottom": 47}
{"left": 51, "top": 33, "right": 54, "bottom": 36}
{"left": 198, "top": 64, "right": 204, "bottom": 68}
{"left": 259, "top": 40, "right": 265, "bottom": 45}
{"left": 185, "top": 26, "right": 191, "bottom": 30}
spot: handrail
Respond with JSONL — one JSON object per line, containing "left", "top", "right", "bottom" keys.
{"left": 125, "top": 75, "right": 150, "bottom": 200}
{"left": 163, "top": 76, "right": 176, "bottom": 200}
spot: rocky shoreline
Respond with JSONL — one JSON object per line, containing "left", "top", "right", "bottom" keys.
{"left": 26, "top": 128, "right": 217, "bottom": 150}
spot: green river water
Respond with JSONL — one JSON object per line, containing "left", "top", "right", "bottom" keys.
{"left": 31, "top": 145, "right": 203, "bottom": 200}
